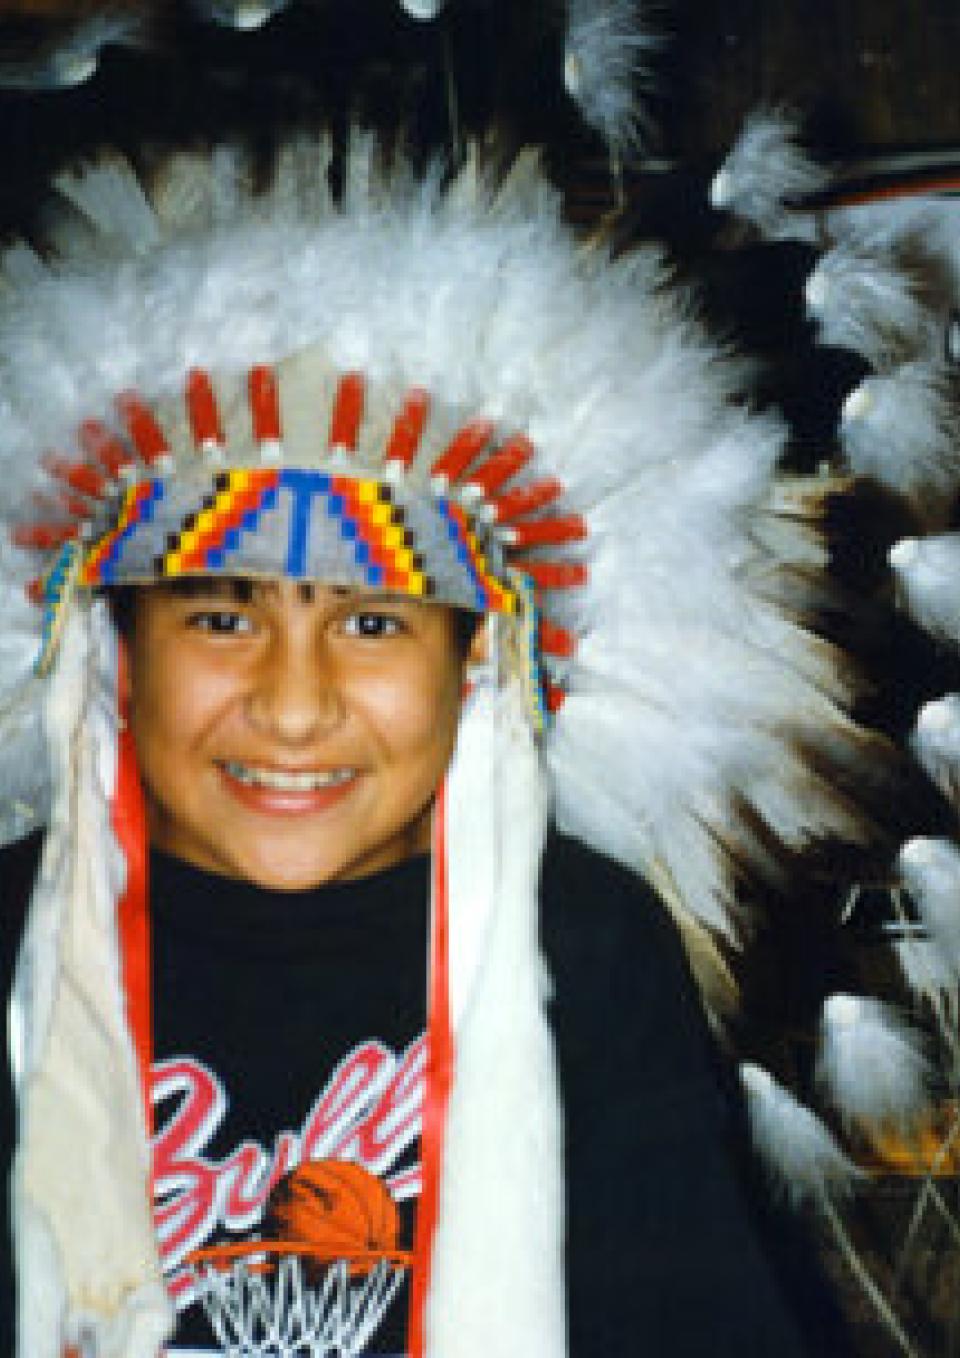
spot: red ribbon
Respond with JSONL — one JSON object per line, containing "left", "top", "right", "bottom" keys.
{"left": 112, "top": 644, "right": 153, "bottom": 1140}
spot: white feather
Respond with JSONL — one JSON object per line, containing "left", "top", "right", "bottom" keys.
{"left": 563, "top": 0, "right": 657, "bottom": 155}
{"left": 740, "top": 1063, "right": 861, "bottom": 1205}
{"left": 805, "top": 247, "right": 935, "bottom": 368}
{"left": 840, "top": 364, "right": 960, "bottom": 516}
{"left": 911, "top": 694, "right": 960, "bottom": 808}
{"left": 0, "top": 13, "right": 141, "bottom": 92}
{"left": 816, "top": 994, "right": 932, "bottom": 1132}
{"left": 897, "top": 837, "right": 960, "bottom": 975}
{"left": 190, "top": 0, "right": 292, "bottom": 29}
{"left": 888, "top": 533, "right": 960, "bottom": 644}
{"left": 397, "top": 0, "right": 448, "bottom": 17}
{"left": 710, "top": 109, "right": 825, "bottom": 242}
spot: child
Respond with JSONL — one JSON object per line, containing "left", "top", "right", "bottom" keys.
{"left": 0, "top": 135, "right": 860, "bottom": 1357}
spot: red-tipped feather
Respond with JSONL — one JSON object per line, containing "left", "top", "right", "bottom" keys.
{"left": 385, "top": 389, "right": 430, "bottom": 468}
{"left": 11, "top": 523, "right": 77, "bottom": 550}
{"left": 42, "top": 455, "right": 107, "bottom": 500}
{"left": 116, "top": 392, "right": 170, "bottom": 466}
{"left": 465, "top": 435, "right": 534, "bottom": 496}
{"left": 492, "top": 478, "right": 563, "bottom": 523}
{"left": 431, "top": 419, "right": 494, "bottom": 484}
{"left": 330, "top": 372, "right": 365, "bottom": 451}
{"left": 186, "top": 369, "right": 225, "bottom": 451}
{"left": 50, "top": 488, "right": 91, "bottom": 520}
{"left": 78, "top": 420, "right": 132, "bottom": 479}
{"left": 539, "top": 617, "right": 577, "bottom": 658}
{"left": 544, "top": 681, "right": 567, "bottom": 714}
{"left": 505, "top": 515, "right": 586, "bottom": 549}
{"left": 249, "top": 366, "right": 282, "bottom": 443}
{"left": 523, "top": 560, "right": 589, "bottom": 590}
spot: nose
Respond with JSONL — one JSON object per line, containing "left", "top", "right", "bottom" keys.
{"left": 245, "top": 631, "right": 343, "bottom": 744}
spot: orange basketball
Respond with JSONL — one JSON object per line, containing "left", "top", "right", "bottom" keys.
{"left": 264, "top": 1159, "right": 402, "bottom": 1275}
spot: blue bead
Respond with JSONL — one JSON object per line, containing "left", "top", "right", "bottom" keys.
{"left": 341, "top": 519, "right": 358, "bottom": 540}
{"left": 354, "top": 542, "right": 370, "bottom": 565}
{"left": 242, "top": 509, "right": 258, "bottom": 531}
{"left": 206, "top": 548, "right": 224, "bottom": 569}
{"left": 328, "top": 494, "right": 344, "bottom": 516}
{"left": 261, "top": 485, "right": 278, "bottom": 511}
{"left": 224, "top": 528, "right": 240, "bottom": 551}
{"left": 367, "top": 564, "right": 384, "bottom": 586}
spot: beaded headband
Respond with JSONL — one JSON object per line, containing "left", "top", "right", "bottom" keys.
{"left": 21, "top": 356, "right": 584, "bottom": 726}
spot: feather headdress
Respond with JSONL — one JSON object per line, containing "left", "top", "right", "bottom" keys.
{"left": 0, "top": 134, "right": 886, "bottom": 946}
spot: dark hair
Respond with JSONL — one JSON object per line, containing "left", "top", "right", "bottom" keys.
{"left": 106, "top": 580, "right": 480, "bottom": 657}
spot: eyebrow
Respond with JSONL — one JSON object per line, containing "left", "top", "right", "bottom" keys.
{"left": 155, "top": 577, "right": 416, "bottom": 607}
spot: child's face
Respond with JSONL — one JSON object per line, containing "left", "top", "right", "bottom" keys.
{"left": 125, "top": 576, "right": 472, "bottom": 890}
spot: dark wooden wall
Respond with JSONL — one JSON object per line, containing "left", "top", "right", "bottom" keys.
{"left": 3, "top": 1, "right": 960, "bottom": 164}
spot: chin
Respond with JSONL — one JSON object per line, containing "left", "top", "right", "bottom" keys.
{"left": 235, "top": 849, "right": 349, "bottom": 892}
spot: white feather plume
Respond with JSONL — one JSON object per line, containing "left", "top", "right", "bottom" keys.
{"left": 563, "top": 0, "right": 657, "bottom": 156}
{"left": 888, "top": 533, "right": 960, "bottom": 644}
{"left": 911, "top": 694, "right": 960, "bottom": 808}
{"left": 897, "top": 837, "right": 960, "bottom": 976}
{"left": 740, "top": 1063, "right": 862, "bottom": 1205}
{"left": 709, "top": 108, "right": 826, "bottom": 242}
{"left": 816, "top": 994, "right": 932, "bottom": 1132}
{"left": 805, "top": 247, "right": 935, "bottom": 368}
{"left": 840, "top": 364, "right": 960, "bottom": 516}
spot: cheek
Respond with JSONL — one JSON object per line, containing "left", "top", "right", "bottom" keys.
{"left": 128, "top": 637, "right": 234, "bottom": 767}
{"left": 349, "top": 653, "right": 462, "bottom": 768}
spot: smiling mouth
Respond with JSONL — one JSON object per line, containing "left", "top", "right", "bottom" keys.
{"left": 219, "top": 761, "right": 357, "bottom": 793}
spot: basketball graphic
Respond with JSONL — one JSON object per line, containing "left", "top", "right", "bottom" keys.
{"left": 185, "top": 1160, "right": 411, "bottom": 1357}
{"left": 263, "top": 1159, "right": 404, "bottom": 1278}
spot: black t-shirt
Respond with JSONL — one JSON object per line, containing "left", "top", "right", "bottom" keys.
{"left": 151, "top": 847, "right": 429, "bottom": 1353}
{"left": 0, "top": 830, "right": 848, "bottom": 1357}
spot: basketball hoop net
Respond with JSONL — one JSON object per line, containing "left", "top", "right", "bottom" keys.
{"left": 193, "top": 1255, "right": 406, "bottom": 1358}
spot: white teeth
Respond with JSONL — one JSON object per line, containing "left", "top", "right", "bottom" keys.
{"left": 222, "top": 762, "right": 354, "bottom": 792}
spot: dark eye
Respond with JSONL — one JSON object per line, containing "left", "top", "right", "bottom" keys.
{"left": 342, "top": 612, "right": 403, "bottom": 638}
{"left": 188, "top": 611, "right": 254, "bottom": 635}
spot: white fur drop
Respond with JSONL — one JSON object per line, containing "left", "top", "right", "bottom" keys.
{"left": 816, "top": 994, "right": 931, "bottom": 1132}
{"left": 740, "top": 1063, "right": 861, "bottom": 1205}
{"left": 427, "top": 676, "right": 564, "bottom": 1358}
